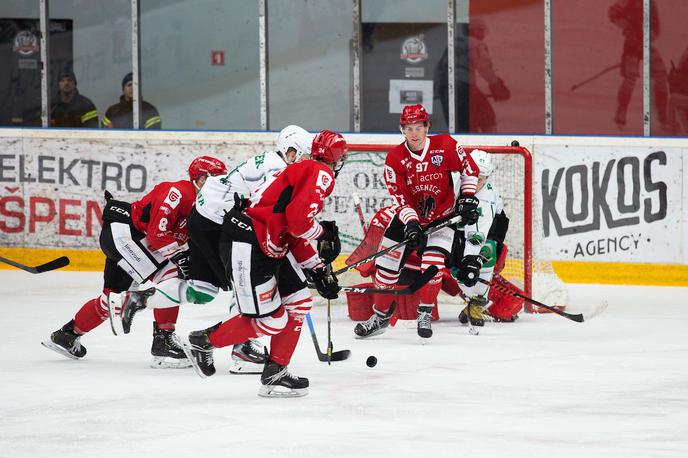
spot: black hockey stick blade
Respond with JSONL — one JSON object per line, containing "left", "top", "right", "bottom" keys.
{"left": 338, "top": 266, "right": 439, "bottom": 296}
{"left": 0, "top": 255, "right": 70, "bottom": 274}
{"left": 305, "top": 313, "right": 351, "bottom": 362}
{"left": 407, "top": 265, "right": 438, "bottom": 293}
{"left": 478, "top": 278, "right": 584, "bottom": 322}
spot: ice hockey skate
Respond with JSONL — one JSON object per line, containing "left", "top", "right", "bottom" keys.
{"left": 229, "top": 339, "right": 267, "bottom": 374}
{"left": 41, "top": 320, "right": 87, "bottom": 360}
{"left": 258, "top": 358, "right": 309, "bottom": 398}
{"left": 173, "top": 322, "right": 221, "bottom": 378}
{"left": 417, "top": 305, "right": 433, "bottom": 339}
{"left": 353, "top": 306, "right": 391, "bottom": 339}
{"left": 150, "top": 323, "right": 192, "bottom": 369}
{"left": 459, "top": 296, "right": 489, "bottom": 327}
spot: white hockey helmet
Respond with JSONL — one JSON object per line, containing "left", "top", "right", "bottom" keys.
{"left": 471, "top": 149, "right": 494, "bottom": 177}
{"left": 276, "top": 125, "right": 313, "bottom": 163}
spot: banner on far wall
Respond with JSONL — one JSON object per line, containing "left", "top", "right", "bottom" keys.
{"left": 1, "top": 131, "right": 686, "bottom": 274}
{"left": 536, "top": 145, "right": 683, "bottom": 264}
{"left": 0, "top": 135, "right": 272, "bottom": 249}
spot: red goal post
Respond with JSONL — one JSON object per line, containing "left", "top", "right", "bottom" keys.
{"left": 344, "top": 143, "right": 536, "bottom": 310}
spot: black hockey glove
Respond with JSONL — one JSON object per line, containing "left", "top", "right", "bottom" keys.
{"left": 233, "top": 192, "right": 249, "bottom": 211}
{"left": 403, "top": 220, "right": 426, "bottom": 250}
{"left": 455, "top": 194, "right": 480, "bottom": 226}
{"left": 317, "top": 221, "right": 341, "bottom": 264}
{"left": 455, "top": 254, "right": 482, "bottom": 287}
{"left": 305, "top": 267, "right": 340, "bottom": 300}
{"left": 170, "top": 250, "right": 192, "bottom": 280}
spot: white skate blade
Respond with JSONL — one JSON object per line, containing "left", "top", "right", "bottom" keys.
{"left": 353, "top": 328, "right": 387, "bottom": 340}
{"left": 150, "top": 355, "right": 193, "bottom": 369}
{"left": 106, "top": 294, "right": 124, "bottom": 336}
{"left": 418, "top": 336, "right": 431, "bottom": 345}
{"left": 468, "top": 326, "right": 480, "bottom": 336}
{"left": 258, "top": 385, "right": 308, "bottom": 398}
{"left": 229, "top": 359, "right": 263, "bottom": 375}
{"left": 41, "top": 340, "right": 81, "bottom": 360}
{"left": 170, "top": 334, "right": 207, "bottom": 379}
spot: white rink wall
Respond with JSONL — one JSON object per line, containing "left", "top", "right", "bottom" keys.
{"left": 1, "top": 128, "right": 687, "bottom": 282}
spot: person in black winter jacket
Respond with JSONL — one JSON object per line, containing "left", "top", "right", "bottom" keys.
{"left": 102, "top": 72, "right": 161, "bottom": 129}
{"left": 50, "top": 70, "right": 99, "bottom": 128}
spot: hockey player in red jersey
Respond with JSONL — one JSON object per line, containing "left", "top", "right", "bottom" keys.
{"left": 42, "top": 156, "right": 227, "bottom": 367}
{"left": 180, "top": 130, "right": 347, "bottom": 397}
{"left": 353, "top": 104, "right": 481, "bottom": 340}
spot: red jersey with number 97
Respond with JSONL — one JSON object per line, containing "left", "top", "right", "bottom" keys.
{"left": 247, "top": 159, "right": 335, "bottom": 259}
{"left": 383, "top": 133, "right": 479, "bottom": 225}
{"left": 131, "top": 180, "right": 196, "bottom": 257}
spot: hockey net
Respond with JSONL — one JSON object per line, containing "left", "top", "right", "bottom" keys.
{"left": 323, "top": 143, "right": 568, "bottom": 313}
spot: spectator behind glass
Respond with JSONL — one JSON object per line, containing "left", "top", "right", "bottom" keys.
{"left": 50, "top": 70, "right": 99, "bottom": 128}
{"left": 102, "top": 72, "right": 161, "bottom": 129}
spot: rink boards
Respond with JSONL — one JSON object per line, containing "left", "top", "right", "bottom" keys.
{"left": 1, "top": 128, "right": 686, "bottom": 286}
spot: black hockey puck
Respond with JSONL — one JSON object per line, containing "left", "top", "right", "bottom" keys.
{"left": 366, "top": 355, "right": 377, "bottom": 368}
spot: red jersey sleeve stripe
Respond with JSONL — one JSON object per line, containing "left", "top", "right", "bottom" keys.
{"left": 460, "top": 176, "right": 479, "bottom": 195}
{"left": 398, "top": 206, "right": 419, "bottom": 224}
{"left": 294, "top": 221, "right": 323, "bottom": 241}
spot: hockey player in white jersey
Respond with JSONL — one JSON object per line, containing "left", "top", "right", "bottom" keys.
{"left": 451, "top": 149, "right": 511, "bottom": 326}
{"left": 196, "top": 125, "right": 313, "bottom": 223}
{"left": 114, "top": 125, "right": 314, "bottom": 372}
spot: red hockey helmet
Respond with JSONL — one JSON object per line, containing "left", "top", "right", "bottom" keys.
{"left": 188, "top": 156, "right": 227, "bottom": 181}
{"left": 399, "top": 104, "right": 429, "bottom": 126}
{"left": 310, "top": 130, "right": 348, "bottom": 165}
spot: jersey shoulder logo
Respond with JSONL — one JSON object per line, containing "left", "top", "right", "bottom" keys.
{"left": 163, "top": 186, "right": 182, "bottom": 209}
{"left": 316, "top": 170, "right": 332, "bottom": 192}
{"left": 384, "top": 165, "right": 396, "bottom": 183}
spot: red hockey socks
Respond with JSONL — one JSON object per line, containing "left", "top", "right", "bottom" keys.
{"left": 418, "top": 265, "right": 444, "bottom": 305}
{"left": 73, "top": 292, "right": 109, "bottom": 334}
{"left": 269, "top": 314, "right": 303, "bottom": 366}
{"left": 373, "top": 268, "right": 399, "bottom": 313}
{"left": 208, "top": 315, "right": 258, "bottom": 349}
{"left": 153, "top": 306, "right": 179, "bottom": 331}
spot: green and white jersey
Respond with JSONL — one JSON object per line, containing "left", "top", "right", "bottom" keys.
{"left": 462, "top": 179, "right": 503, "bottom": 258}
{"left": 195, "top": 151, "right": 287, "bottom": 224}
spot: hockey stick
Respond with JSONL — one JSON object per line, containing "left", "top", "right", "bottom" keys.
{"left": 326, "top": 298, "right": 333, "bottom": 365}
{"left": 337, "top": 265, "right": 438, "bottom": 295}
{"left": 334, "top": 213, "right": 462, "bottom": 276}
{"left": 352, "top": 192, "right": 367, "bottom": 235}
{"left": 302, "top": 269, "right": 441, "bottom": 363}
{"left": 326, "top": 265, "right": 333, "bottom": 365}
{"left": 476, "top": 278, "right": 587, "bottom": 322}
{"left": 305, "top": 313, "right": 351, "bottom": 362}
{"left": 0, "top": 255, "right": 70, "bottom": 274}
{"left": 570, "top": 63, "right": 621, "bottom": 92}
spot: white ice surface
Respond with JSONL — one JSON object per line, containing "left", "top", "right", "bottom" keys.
{"left": 1, "top": 271, "right": 687, "bottom": 458}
